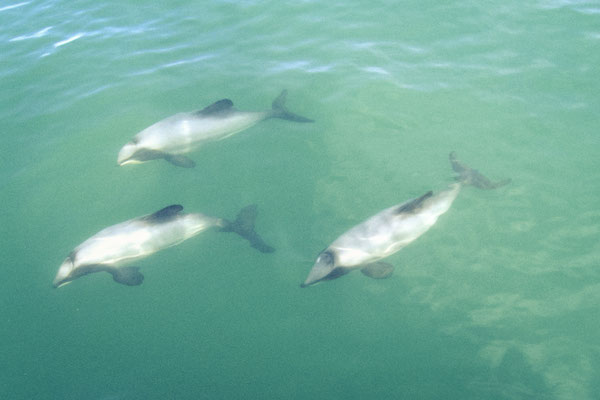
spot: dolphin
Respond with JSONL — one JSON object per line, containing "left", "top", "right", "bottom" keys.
{"left": 449, "top": 151, "right": 511, "bottom": 189}
{"left": 53, "top": 204, "right": 274, "bottom": 288}
{"left": 301, "top": 153, "right": 510, "bottom": 287}
{"left": 301, "top": 184, "right": 461, "bottom": 287}
{"left": 117, "top": 90, "right": 313, "bottom": 168}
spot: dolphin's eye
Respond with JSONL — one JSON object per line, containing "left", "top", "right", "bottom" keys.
{"left": 131, "top": 137, "right": 139, "bottom": 144}
{"left": 319, "top": 250, "right": 334, "bottom": 265}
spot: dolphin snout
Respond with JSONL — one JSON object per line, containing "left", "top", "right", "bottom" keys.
{"left": 117, "top": 142, "right": 137, "bottom": 166}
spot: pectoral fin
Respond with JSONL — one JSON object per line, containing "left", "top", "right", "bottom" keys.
{"left": 111, "top": 267, "right": 144, "bottom": 286}
{"left": 164, "top": 154, "right": 196, "bottom": 168}
{"left": 360, "top": 262, "right": 394, "bottom": 279}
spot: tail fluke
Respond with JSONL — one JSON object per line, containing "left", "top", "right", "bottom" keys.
{"left": 270, "top": 90, "right": 314, "bottom": 123}
{"left": 449, "top": 151, "right": 511, "bottom": 189}
{"left": 221, "top": 205, "right": 275, "bottom": 253}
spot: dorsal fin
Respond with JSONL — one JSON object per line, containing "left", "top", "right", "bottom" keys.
{"left": 196, "top": 99, "right": 234, "bottom": 116}
{"left": 146, "top": 205, "right": 183, "bottom": 222}
{"left": 394, "top": 191, "right": 433, "bottom": 214}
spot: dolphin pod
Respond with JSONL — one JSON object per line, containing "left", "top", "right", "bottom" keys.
{"left": 55, "top": 89, "right": 315, "bottom": 288}
{"left": 54, "top": 88, "right": 510, "bottom": 289}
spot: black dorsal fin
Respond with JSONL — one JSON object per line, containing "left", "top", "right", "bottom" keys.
{"left": 146, "top": 205, "right": 183, "bottom": 222}
{"left": 395, "top": 191, "right": 433, "bottom": 214}
{"left": 196, "top": 99, "right": 234, "bottom": 116}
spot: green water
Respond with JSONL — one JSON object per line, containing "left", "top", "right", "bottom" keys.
{"left": 2, "top": 0, "right": 599, "bottom": 399}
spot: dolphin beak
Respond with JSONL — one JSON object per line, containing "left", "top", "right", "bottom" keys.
{"left": 52, "top": 279, "right": 71, "bottom": 289}
{"left": 118, "top": 158, "right": 134, "bottom": 166}
{"left": 117, "top": 143, "right": 137, "bottom": 166}
{"left": 301, "top": 254, "right": 336, "bottom": 288}
{"left": 53, "top": 257, "right": 75, "bottom": 288}
{"left": 52, "top": 272, "right": 71, "bottom": 288}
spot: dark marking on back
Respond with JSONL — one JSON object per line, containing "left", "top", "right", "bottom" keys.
{"left": 395, "top": 191, "right": 433, "bottom": 214}
{"left": 196, "top": 99, "right": 234, "bottom": 116}
{"left": 146, "top": 205, "right": 183, "bottom": 223}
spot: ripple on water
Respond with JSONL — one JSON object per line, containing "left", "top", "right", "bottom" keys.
{"left": 0, "top": 1, "right": 30, "bottom": 12}
{"left": 9, "top": 26, "right": 53, "bottom": 42}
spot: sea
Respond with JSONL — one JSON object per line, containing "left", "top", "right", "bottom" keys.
{"left": 1, "top": 0, "right": 599, "bottom": 399}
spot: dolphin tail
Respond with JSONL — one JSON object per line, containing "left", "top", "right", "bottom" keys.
{"left": 220, "top": 205, "right": 275, "bottom": 253}
{"left": 449, "top": 151, "right": 511, "bottom": 190}
{"left": 270, "top": 90, "right": 314, "bottom": 123}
